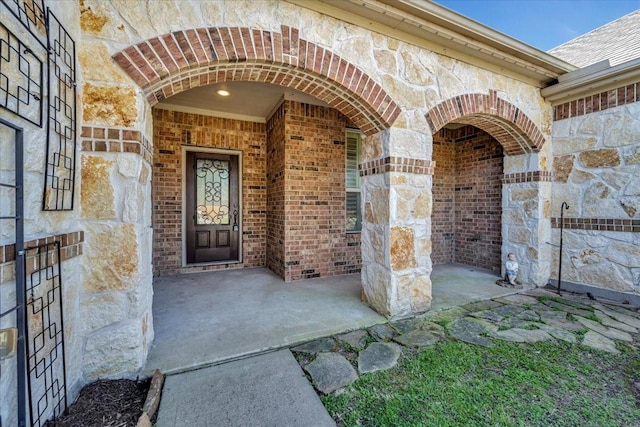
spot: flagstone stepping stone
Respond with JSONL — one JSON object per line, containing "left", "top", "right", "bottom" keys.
{"left": 462, "top": 300, "right": 504, "bottom": 312}
{"left": 491, "top": 327, "right": 555, "bottom": 343}
{"left": 599, "top": 303, "right": 640, "bottom": 317}
{"left": 592, "top": 304, "right": 640, "bottom": 329}
{"left": 415, "top": 320, "right": 447, "bottom": 338}
{"left": 574, "top": 316, "right": 633, "bottom": 342}
{"left": 542, "top": 300, "right": 594, "bottom": 318}
{"left": 368, "top": 323, "right": 396, "bottom": 341}
{"left": 391, "top": 318, "right": 421, "bottom": 334}
{"left": 537, "top": 310, "right": 584, "bottom": 332}
{"left": 594, "top": 310, "right": 638, "bottom": 333}
{"left": 393, "top": 330, "right": 440, "bottom": 347}
{"left": 358, "top": 342, "right": 402, "bottom": 374}
{"left": 548, "top": 296, "right": 594, "bottom": 311}
{"left": 337, "top": 330, "right": 370, "bottom": 351}
{"left": 543, "top": 318, "right": 585, "bottom": 333}
{"left": 522, "top": 288, "right": 558, "bottom": 298}
{"left": 421, "top": 306, "right": 468, "bottom": 325}
{"left": 469, "top": 304, "right": 523, "bottom": 323}
{"left": 304, "top": 353, "right": 358, "bottom": 394}
{"left": 516, "top": 310, "right": 540, "bottom": 322}
{"left": 497, "top": 318, "right": 538, "bottom": 329}
{"left": 537, "top": 309, "right": 568, "bottom": 323}
{"left": 447, "top": 318, "right": 496, "bottom": 347}
{"left": 582, "top": 331, "right": 620, "bottom": 354}
{"left": 495, "top": 294, "right": 540, "bottom": 306}
{"left": 536, "top": 324, "right": 577, "bottom": 343}
{"left": 292, "top": 338, "right": 336, "bottom": 354}
{"left": 490, "top": 329, "right": 526, "bottom": 342}
{"left": 508, "top": 328, "right": 555, "bottom": 343}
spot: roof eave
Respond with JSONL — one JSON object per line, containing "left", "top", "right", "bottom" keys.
{"left": 285, "top": 0, "right": 576, "bottom": 87}
{"left": 541, "top": 58, "right": 640, "bottom": 105}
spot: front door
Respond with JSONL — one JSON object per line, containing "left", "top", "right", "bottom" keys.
{"left": 186, "top": 151, "right": 240, "bottom": 264}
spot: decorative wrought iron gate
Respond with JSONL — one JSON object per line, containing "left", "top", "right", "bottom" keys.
{"left": 1, "top": 0, "right": 76, "bottom": 424}
{"left": 24, "top": 242, "right": 67, "bottom": 427}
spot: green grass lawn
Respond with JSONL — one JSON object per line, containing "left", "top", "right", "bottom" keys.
{"left": 322, "top": 339, "right": 640, "bottom": 427}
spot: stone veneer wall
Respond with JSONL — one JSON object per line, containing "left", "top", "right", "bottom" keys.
{"left": 266, "top": 103, "right": 286, "bottom": 278}
{"left": 432, "top": 127, "right": 503, "bottom": 272}
{"left": 79, "top": 124, "right": 154, "bottom": 379}
{"left": 551, "top": 84, "right": 640, "bottom": 293}
{"left": 152, "top": 109, "right": 267, "bottom": 275}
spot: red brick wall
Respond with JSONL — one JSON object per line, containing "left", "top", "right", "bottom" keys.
{"left": 282, "top": 101, "right": 361, "bottom": 280}
{"left": 152, "top": 103, "right": 362, "bottom": 279}
{"left": 432, "top": 127, "right": 503, "bottom": 273}
{"left": 266, "top": 104, "right": 286, "bottom": 278}
{"left": 432, "top": 131, "right": 455, "bottom": 264}
{"left": 152, "top": 109, "right": 267, "bottom": 275}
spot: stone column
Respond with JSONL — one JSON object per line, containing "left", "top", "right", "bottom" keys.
{"left": 502, "top": 153, "right": 552, "bottom": 287}
{"left": 79, "top": 76, "right": 154, "bottom": 377}
{"left": 360, "top": 127, "right": 434, "bottom": 318}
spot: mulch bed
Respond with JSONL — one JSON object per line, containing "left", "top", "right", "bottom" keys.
{"left": 46, "top": 379, "right": 150, "bottom": 427}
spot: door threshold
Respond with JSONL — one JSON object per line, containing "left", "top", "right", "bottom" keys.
{"left": 184, "top": 260, "right": 241, "bottom": 267}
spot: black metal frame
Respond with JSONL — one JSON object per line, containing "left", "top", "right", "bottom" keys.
{"left": 0, "top": 117, "right": 27, "bottom": 427}
{"left": 42, "top": 10, "right": 76, "bottom": 211}
{"left": 24, "top": 241, "right": 67, "bottom": 427}
{"left": 0, "top": 21, "right": 44, "bottom": 126}
{"left": 0, "top": 0, "right": 47, "bottom": 46}
{"left": 1, "top": 0, "right": 78, "bottom": 211}
{"left": 1, "top": 2, "right": 75, "bottom": 424}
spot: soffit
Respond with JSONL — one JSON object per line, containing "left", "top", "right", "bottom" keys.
{"left": 285, "top": 0, "right": 576, "bottom": 87}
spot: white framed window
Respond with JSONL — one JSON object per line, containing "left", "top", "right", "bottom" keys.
{"left": 346, "top": 129, "right": 362, "bottom": 232}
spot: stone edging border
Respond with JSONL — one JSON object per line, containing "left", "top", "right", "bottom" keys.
{"left": 136, "top": 369, "right": 164, "bottom": 427}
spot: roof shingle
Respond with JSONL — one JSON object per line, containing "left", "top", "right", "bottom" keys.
{"left": 548, "top": 10, "right": 640, "bottom": 68}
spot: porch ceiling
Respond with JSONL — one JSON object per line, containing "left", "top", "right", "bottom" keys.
{"left": 155, "top": 81, "right": 329, "bottom": 123}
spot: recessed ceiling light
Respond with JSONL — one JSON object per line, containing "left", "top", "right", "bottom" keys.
{"left": 217, "top": 89, "right": 230, "bottom": 96}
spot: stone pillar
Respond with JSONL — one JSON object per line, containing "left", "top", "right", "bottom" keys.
{"left": 79, "top": 53, "right": 154, "bottom": 377}
{"left": 502, "top": 153, "right": 552, "bottom": 287}
{"left": 360, "top": 127, "right": 434, "bottom": 318}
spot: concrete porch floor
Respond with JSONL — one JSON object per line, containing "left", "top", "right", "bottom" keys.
{"left": 144, "top": 263, "right": 517, "bottom": 375}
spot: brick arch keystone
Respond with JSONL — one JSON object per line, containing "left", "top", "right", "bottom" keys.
{"left": 112, "top": 26, "right": 401, "bottom": 135}
{"left": 425, "top": 91, "right": 546, "bottom": 155}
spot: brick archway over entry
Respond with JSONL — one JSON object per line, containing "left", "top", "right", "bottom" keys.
{"left": 112, "top": 25, "right": 400, "bottom": 135}
{"left": 425, "top": 90, "right": 545, "bottom": 155}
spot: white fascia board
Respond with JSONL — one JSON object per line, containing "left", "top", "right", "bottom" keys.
{"left": 541, "top": 58, "right": 640, "bottom": 105}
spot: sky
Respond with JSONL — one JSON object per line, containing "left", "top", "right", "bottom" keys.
{"left": 435, "top": 0, "right": 640, "bottom": 51}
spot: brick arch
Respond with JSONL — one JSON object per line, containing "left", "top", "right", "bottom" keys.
{"left": 112, "top": 26, "right": 400, "bottom": 136}
{"left": 425, "top": 90, "right": 545, "bottom": 155}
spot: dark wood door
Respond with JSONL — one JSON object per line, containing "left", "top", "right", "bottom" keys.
{"left": 186, "top": 151, "right": 239, "bottom": 264}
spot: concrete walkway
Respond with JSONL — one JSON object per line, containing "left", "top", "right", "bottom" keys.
{"left": 146, "top": 268, "right": 386, "bottom": 375}
{"left": 150, "top": 264, "right": 518, "bottom": 426}
{"left": 155, "top": 349, "right": 334, "bottom": 427}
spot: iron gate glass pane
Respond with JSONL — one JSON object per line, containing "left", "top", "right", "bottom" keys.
{"left": 195, "top": 159, "right": 230, "bottom": 225}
